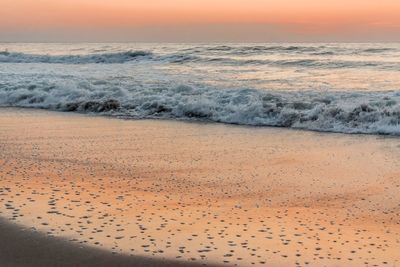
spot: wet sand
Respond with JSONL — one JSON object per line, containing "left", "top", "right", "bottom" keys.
{"left": 0, "top": 218, "right": 217, "bottom": 267}
{"left": 0, "top": 107, "right": 400, "bottom": 266}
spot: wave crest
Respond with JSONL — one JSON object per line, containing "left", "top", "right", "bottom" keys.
{"left": 1, "top": 81, "right": 400, "bottom": 135}
{"left": 0, "top": 50, "right": 152, "bottom": 64}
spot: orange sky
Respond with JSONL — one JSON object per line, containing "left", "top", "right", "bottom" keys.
{"left": 1, "top": 0, "right": 400, "bottom": 42}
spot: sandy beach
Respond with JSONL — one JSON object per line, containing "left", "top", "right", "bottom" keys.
{"left": 0, "top": 217, "right": 216, "bottom": 267}
{"left": 1, "top": 107, "right": 400, "bottom": 266}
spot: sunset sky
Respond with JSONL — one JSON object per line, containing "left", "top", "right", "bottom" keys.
{"left": 1, "top": 0, "right": 400, "bottom": 42}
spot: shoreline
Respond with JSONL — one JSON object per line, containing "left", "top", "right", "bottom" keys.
{"left": 1, "top": 106, "right": 399, "bottom": 138}
{"left": 1, "top": 107, "right": 400, "bottom": 266}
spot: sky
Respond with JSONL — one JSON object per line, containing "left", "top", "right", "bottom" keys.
{"left": 1, "top": 0, "right": 400, "bottom": 42}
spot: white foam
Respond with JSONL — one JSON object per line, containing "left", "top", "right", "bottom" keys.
{"left": 1, "top": 80, "right": 399, "bottom": 135}
{"left": 1, "top": 43, "right": 399, "bottom": 135}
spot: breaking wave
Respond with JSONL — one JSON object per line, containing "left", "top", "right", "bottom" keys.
{"left": 1, "top": 43, "right": 399, "bottom": 135}
{"left": 1, "top": 82, "right": 400, "bottom": 135}
{"left": 1, "top": 47, "right": 399, "bottom": 70}
{"left": 0, "top": 50, "right": 152, "bottom": 64}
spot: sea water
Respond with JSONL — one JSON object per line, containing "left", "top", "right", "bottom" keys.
{"left": 0, "top": 43, "right": 400, "bottom": 135}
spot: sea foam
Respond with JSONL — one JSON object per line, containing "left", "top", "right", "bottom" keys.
{"left": 1, "top": 81, "right": 399, "bottom": 135}
{"left": 1, "top": 43, "right": 399, "bottom": 135}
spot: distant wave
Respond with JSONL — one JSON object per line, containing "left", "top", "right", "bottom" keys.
{"left": 1, "top": 46, "right": 399, "bottom": 70}
{"left": 195, "top": 45, "right": 398, "bottom": 55}
{"left": 1, "top": 81, "right": 400, "bottom": 135}
{"left": 0, "top": 50, "right": 152, "bottom": 64}
{"left": 164, "top": 56, "right": 400, "bottom": 70}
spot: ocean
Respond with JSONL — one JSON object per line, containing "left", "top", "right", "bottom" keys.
{"left": 0, "top": 43, "right": 400, "bottom": 135}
